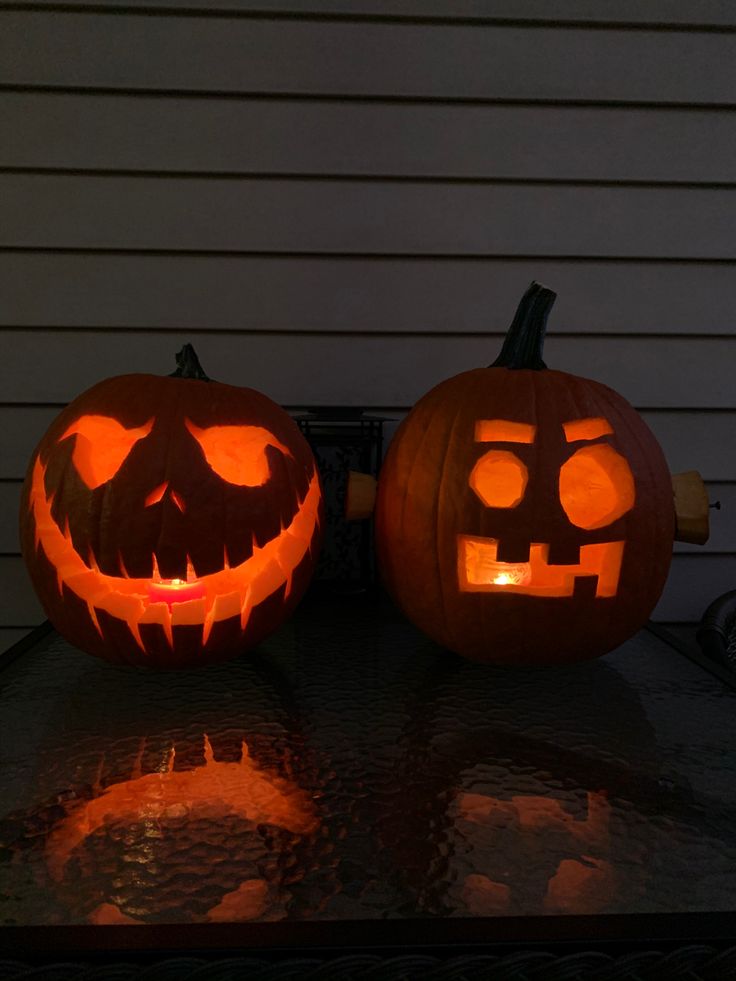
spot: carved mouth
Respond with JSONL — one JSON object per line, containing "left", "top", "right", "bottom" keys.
{"left": 458, "top": 535, "right": 624, "bottom": 597}
{"left": 29, "top": 457, "right": 321, "bottom": 651}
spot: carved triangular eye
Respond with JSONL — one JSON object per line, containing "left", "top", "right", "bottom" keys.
{"left": 61, "top": 414, "right": 154, "bottom": 489}
{"left": 186, "top": 420, "right": 292, "bottom": 486}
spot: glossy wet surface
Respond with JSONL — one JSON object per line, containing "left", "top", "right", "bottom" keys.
{"left": 1, "top": 595, "right": 734, "bottom": 925}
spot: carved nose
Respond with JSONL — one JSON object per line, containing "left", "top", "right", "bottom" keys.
{"left": 145, "top": 482, "right": 186, "bottom": 513}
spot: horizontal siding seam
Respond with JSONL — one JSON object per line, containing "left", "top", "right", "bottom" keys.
{"left": 2, "top": 249, "right": 736, "bottom": 263}
{"left": 2, "top": 84, "right": 735, "bottom": 111}
{"left": 2, "top": 327, "right": 736, "bottom": 341}
{"left": 2, "top": 168, "right": 735, "bottom": 190}
{"left": 1, "top": 3, "right": 735, "bottom": 32}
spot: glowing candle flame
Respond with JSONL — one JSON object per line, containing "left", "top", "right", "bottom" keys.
{"left": 486, "top": 563, "right": 531, "bottom": 587}
{"left": 148, "top": 578, "right": 206, "bottom": 608}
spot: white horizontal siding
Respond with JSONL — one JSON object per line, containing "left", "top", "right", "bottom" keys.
{"left": 3, "top": 95, "right": 735, "bottom": 183}
{"left": 2, "top": 331, "right": 735, "bottom": 409}
{"left": 2, "top": 177, "right": 734, "bottom": 257}
{"left": 2, "top": 255, "right": 734, "bottom": 335}
{"left": 2, "top": 13, "right": 735, "bottom": 104}
{"left": 0, "top": 483, "right": 22, "bottom": 551}
{"left": 0, "top": 559, "right": 42, "bottom": 626}
{"left": 653, "top": 556, "right": 736, "bottom": 622}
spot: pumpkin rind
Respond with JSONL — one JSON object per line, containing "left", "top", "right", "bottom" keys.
{"left": 375, "top": 286, "right": 674, "bottom": 665}
{"left": 20, "top": 359, "right": 323, "bottom": 667}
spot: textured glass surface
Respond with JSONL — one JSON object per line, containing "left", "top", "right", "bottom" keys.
{"left": 1, "top": 596, "right": 735, "bottom": 926}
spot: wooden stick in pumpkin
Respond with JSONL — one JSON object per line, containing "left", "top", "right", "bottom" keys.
{"left": 672, "top": 470, "right": 710, "bottom": 545}
{"left": 345, "top": 471, "right": 378, "bottom": 520}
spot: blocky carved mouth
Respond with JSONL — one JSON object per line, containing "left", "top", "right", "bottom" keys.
{"left": 458, "top": 535, "right": 624, "bottom": 597}
{"left": 29, "top": 457, "right": 321, "bottom": 651}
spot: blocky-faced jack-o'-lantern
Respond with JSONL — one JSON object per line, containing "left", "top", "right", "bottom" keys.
{"left": 375, "top": 283, "right": 704, "bottom": 665}
{"left": 20, "top": 346, "right": 323, "bottom": 667}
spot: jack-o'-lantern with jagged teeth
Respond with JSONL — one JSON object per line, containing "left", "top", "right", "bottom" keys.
{"left": 20, "top": 346, "right": 323, "bottom": 667}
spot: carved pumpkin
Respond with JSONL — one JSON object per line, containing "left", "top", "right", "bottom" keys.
{"left": 375, "top": 282, "right": 675, "bottom": 664}
{"left": 20, "top": 346, "right": 323, "bottom": 667}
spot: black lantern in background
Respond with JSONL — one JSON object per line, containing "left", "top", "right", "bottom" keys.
{"left": 294, "top": 407, "right": 390, "bottom": 590}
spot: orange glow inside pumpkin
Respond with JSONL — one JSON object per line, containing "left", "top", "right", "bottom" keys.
{"left": 148, "top": 578, "right": 206, "bottom": 608}
{"left": 460, "top": 415, "right": 634, "bottom": 597}
{"left": 563, "top": 417, "right": 614, "bottom": 443}
{"left": 145, "top": 481, "right": 168, "bottom": 507}
{"left": 185, "top": 420, "right": 293, "bottom": 487}
{"left": 44, "top": 734, "right": 318, "bottom": 923}
{"left": 559, "top": 444, "right": 635, "bottom": 530}
{"left": 470, "top": 450, "right": 528, "bottom": 509}
{"left": 29, "top": 457, "right": 321, "bottom": 652}
{"left": 61, "top": 415, "right": 154, "bottom": 489}
{"left": 144, "top": 482, "right": 187, "bottom": 513}
{"left": 475, "top": 419, "right": 536, "bottom": 443}
{"left": 459, "top": 535, "right": 624, "bottom": 597}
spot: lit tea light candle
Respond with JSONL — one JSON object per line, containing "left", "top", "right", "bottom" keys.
{"left": 488, "top": 563, "right": 531, "bottom": 587}
{"left": 148, "top": 578, "right": 206, "bottom": 608}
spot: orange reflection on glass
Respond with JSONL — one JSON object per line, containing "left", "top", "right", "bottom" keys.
{"left": 559, "top": 444, "right": 635, "bottom": 530}
{"left": 470, "top": 450, "right": 528, "bottom": 508}
{"left": 458, "top": 791, "right": 615, "bottom": 915}
{"left": 45, "top": 734, "right": 318, "bottom": 924}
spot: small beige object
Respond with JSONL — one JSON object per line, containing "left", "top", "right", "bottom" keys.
{"left": 345, "top": 471, "right": 377, "bottom": 520}
{"left": 672, "top": 470, "right": 710, "bottom": 545}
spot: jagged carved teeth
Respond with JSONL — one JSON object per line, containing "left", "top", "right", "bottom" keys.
{"left": 31, "top": 457, "right": 321, "bottom": 650}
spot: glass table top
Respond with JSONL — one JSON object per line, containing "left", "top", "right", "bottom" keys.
{"left": 0, "top": 594, "right": 734, "bottom": 940}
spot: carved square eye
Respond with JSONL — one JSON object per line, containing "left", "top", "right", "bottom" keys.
{"left": 470, "top": 450, "right": 528, "bottom": 508}
{"left": 186, "top": 420, "right": 292, "bottom": 486}
{"left": 61, "top": 414, "right": 154, "bottom": 489}
{"left": 559, "top": 444, "right": 635, "bottom": 529}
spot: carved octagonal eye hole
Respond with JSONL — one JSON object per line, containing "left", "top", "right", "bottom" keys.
{"left": 470, "top": 450, "right": 528, "bottom": 508}
{"left": 559, "top": 444, "right": 635, "bottom": 530}
{"left": 186, "top": 420, "right": 293, "bottom": 487}
{"left": 61, "top": 414, "right": 154, "bottom": 489}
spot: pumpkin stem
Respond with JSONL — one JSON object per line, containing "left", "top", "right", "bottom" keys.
{"left": 491, "top": 281, "right": 556, "bottom": 370}
{"left": 170, "top": 344, "right": 211, "bottom": 381}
